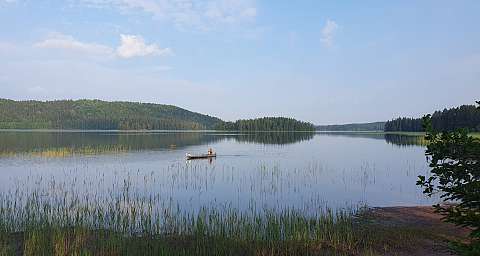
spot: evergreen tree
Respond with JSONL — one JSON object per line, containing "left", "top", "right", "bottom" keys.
{"left": 214, "top": 117, "right": 315, "bottom": 131}
{"left": 385, "top": 104, "right": 480, "bottom": 132}
{"left": 0, "top": 99, "right": 222, "bottom": 130}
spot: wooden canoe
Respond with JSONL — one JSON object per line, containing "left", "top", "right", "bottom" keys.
{"left": 186, "top": 153, "right": 216, "bottom": 160}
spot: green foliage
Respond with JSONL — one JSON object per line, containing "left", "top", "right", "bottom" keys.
{"left": 0, "top": 99, "right": 222, "bottom": 130}
{"left": 215, "top": 117, "right": 315, "bottom": 131}
{"left": 0, "top": 99, "right": 315, "bottom": 132}
{"left": 385, "top": 104, "right": 480, "bottom": 132}
{"left": 316, "top": 122, "right": 385, "bottom": 131}
{"left": 451, "top": 240, "right": 480, "bottom": 256}
{"left": 385, "top": 117, "right": 424, "bottom": 132}
{"left": 417, "top": 102, "right": 480, "bottom": 248}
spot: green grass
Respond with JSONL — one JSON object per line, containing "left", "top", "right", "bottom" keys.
{"left": 0, "top": 175, "right": 460, "bottom": 256}
{"left": 0, "top": 187, "right": 362, "bottom": 255}
{"left": 0, "top": 145, "right": 131, "bottom": 158}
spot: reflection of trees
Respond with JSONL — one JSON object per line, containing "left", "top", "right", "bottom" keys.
{"left": 0, "top": 131, "right": 316, "bottom": 156}
{"left": 318, "top": 132, "right": 426, "bottom": 147}
{"left": 318, "top": 132, "right": 386, "bottom": 140}
{"left": 0, "top": 132, "right": 223, "bottom": 155}
{"left": 0, "top": 131, "right": 426, "bottom": 157}
{"left": 384, "top": 134, "right": 427, "bottom": 147}
{"left": 233, "top": 132, "right": 315, "bottom": 145}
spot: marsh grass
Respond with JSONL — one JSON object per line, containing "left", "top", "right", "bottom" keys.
{"left": 0, "top": 162, "right": 447, "bottom": 256}
{"left": 0, "top": 173, "right": 388, "bottom": 256}
{"left": 0, "top": 145, "right": 131, "bottom": 158}
{"left": 0, "top": 176, "right": 447, "bottom": 256}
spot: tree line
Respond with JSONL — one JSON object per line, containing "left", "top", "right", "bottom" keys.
{"left": 214, "top": 117, "right": 315, "bottom": 131}
{"left": 0, "top": 99, "right": 315, "bottom": 131}
{"left": 384, "top": 103, "right": 480, "bottom": 132}
{"left": 0, "top": 99, "right": 222, "bottom": 130}
{"left": 316, "top": 122, "right": 385, "bottom": 131}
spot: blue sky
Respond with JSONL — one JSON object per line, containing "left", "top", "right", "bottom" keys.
{"left": 0, "top": 0, "right": 479, "bottom": 124}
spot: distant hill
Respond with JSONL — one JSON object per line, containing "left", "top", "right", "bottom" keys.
{"left": 316, "top": 122, "right": 385, "bottom": 131}
{"left": 0, "top": 99, "right": 222, "bottom": 130}
{"left": 0, "top": 99, "right": 315, "bottom": 131}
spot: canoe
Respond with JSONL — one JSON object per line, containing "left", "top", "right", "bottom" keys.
{"left": 186, "top": 153, "right": 216, "bottom": 160}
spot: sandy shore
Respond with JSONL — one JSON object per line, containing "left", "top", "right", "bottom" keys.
{"left": 368, "top": 206, "right": 472, "bottom": 256}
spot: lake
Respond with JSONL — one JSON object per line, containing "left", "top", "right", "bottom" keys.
{"left": 0, "top": 131, "right": 435, "bottom": 216}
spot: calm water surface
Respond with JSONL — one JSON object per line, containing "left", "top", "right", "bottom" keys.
{"left": 0, "top": 131, "right": 434, "bottom": 214}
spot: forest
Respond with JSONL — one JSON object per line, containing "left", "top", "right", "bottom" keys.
{"left": 0, "top": 99, "right": 222, "bottom": 130}
{"left": 0, "top": 99, "right": 315, "bottom": 131}
{"left": 316, "top": 122, "right": 385, "bottom": 131}
{"left": 214, "top": 117, "right": 315, "bottom": 131}
{"left": 384, "top": 103, "right": 480, "bottom": 132}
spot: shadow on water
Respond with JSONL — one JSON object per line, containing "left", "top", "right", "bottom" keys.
{"left": 0, "top": 131, "right": 316, "bottom": 156}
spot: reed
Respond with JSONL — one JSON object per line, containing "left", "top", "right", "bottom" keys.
{"left": 0, "top": 145, "right": 131, "bottom": 158}
{"left": 0, "top": 174, "right": 379, "bottom": 256}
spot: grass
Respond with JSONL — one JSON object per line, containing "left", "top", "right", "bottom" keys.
{"left": 0, "top": 175, "right": 462, "bottom": 256}
{"left": 0, "top": 182, "right": 361, "bottom": 255}
{"left": 0, "top": 145, "right": 131, "bottom": 158}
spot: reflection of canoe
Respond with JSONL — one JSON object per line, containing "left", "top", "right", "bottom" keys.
{"left": 186, "top": 153, "right": 216, "bottom": 160}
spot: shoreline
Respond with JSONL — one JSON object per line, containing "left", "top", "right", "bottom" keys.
{"left": 0, "top": 205, "right": 471, "bottom": 256}
{"left": 362, "top": 206, "right": 471, "bottom": 256}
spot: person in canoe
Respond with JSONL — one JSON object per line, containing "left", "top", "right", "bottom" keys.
{"left": 186, "top": 148, "right": 216, "bottom": 160}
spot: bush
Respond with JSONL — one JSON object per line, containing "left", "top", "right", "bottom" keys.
{"left": 417, "top": 101, "right": 480, "bottom": 249}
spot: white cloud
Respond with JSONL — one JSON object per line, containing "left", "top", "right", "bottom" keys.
{"left": 33, "top": 33, "right": 171, "bottom": 59}
{"left": 320, "top": 19, "right": 339, "bottom": 47}
{"left": 79, "top": 0, "right": 257, "bottom": 30}
{"left": 205, "top": 0, "right": 256, "bottom": 23}
{"left": 116, "top": 34, "right": 172, "bottom": 58}
{"left": 34, "top": 33, "right": 115, "bottom": 56}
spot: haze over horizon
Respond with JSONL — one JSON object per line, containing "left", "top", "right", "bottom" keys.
{"left": 1, "top": 1, "right": 479, "bottom": 124}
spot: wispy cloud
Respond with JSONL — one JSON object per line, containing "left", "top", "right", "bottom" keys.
{"left": 204, "top": 0, "right": 256, "bottom": 24}
{"left": 79, "top": 0, "right": 257, "bottom": 30}
{"left": 34, "top": 33, "right": 115, "bottom": 56}
{"left": 34, "top": 33, "right": 171, "bottom": 59}
{"left": 117, "top": 34, "right": 172, "bottom": 58}
{"left": 320, "top": 19, "right": 338, "bottom": 47}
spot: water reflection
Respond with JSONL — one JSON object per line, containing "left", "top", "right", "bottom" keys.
{"left": 0, "top": 130, "right": 435, "bottom": 212}
{"left": 384, "top": 134, "right": 427, "bottom": 147}
{"left": 0, "top": 131, "right": 221, "bottom": 156}
{"left": 225, "top": 132, "right": 315, "bottom": 145}
{"left": 317, "top": 132, "right": 426, "bottom": 147}
{"left": 0, "top": 131, "right": 316, "bottom": 156}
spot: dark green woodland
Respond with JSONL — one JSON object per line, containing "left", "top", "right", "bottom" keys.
{"left": 0, "top": 99, "right": 222, "bottom": 130}
{"left": 0, "top": 99, "right": 315, "bottom": 131}
{"left": 316, "top": 122, "right": 385, "bottom": 131}
{"left": 214, "top": 117, "right": 315, "bottom": 131}
{"left": 385, "top": 104, "right": 480, "bottom": 132}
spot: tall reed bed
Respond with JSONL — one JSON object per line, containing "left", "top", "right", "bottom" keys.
{"left": 0, "top": 145, "right": 131, "bottom": 158}
{"left": 0, "top": 175, "right": 373, "bottom": 255}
